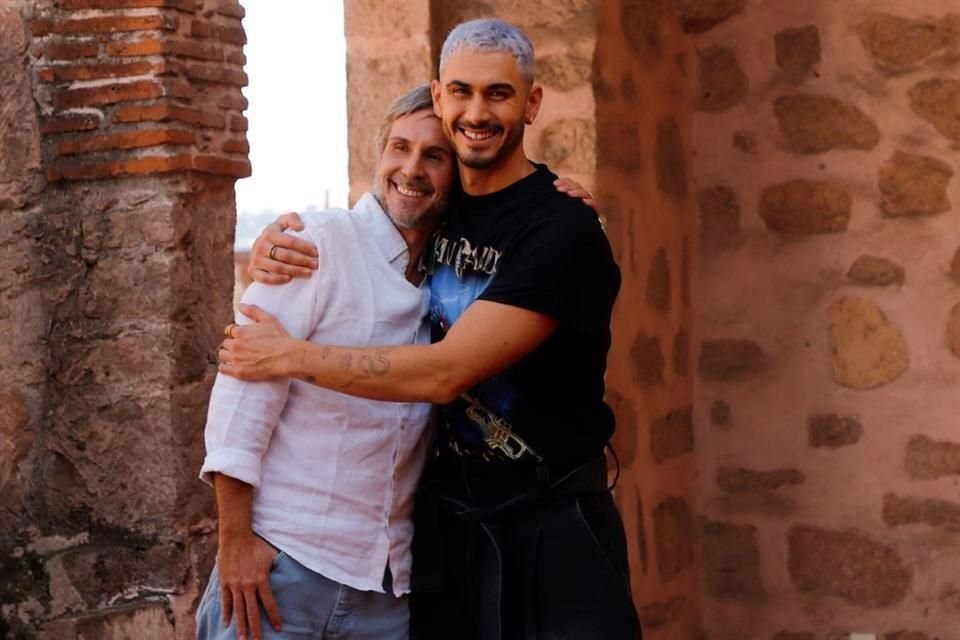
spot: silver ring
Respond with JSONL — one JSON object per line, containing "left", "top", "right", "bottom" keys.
{"left": 268, "top": 245, "right": 280, "bottom": 261}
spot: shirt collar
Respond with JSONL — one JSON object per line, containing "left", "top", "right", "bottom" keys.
{"left": 352, "top": 193, "right": 410, "bottom": 269}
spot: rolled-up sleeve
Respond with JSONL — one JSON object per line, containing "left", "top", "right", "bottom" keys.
{"left": 200, "top": 228, "right": 325, "bottom": 487}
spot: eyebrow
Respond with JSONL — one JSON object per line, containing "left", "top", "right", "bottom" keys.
{"left": 445, "top": 80, "right": 516, "bottom": 93}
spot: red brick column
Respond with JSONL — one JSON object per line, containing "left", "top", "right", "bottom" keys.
{"left": 0, "top": 1, "right": 250, "bottom": 638}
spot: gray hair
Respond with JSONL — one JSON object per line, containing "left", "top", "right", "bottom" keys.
{"left": 439, "top": 18, "right": 535, "bottom": 83}
{"left": 375, "top": 84, "right": 436, "bottom": 158}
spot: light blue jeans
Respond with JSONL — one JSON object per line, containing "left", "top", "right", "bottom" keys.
{"left": 196, "top": 552, "right": 409, "bottom": 639}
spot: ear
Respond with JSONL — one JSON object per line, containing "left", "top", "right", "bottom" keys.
{"left": 431, "top": 79, "right": 443, "bottom": 118}
{"left": 524, "top": 84, "right": 543, "bottom": 125}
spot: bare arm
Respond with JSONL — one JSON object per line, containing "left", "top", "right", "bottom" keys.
{"left": 219, "top": 300, "right": 557, "bottom": 404}
{"left": 214, "top": 473, "right": 281, "bottom": 640}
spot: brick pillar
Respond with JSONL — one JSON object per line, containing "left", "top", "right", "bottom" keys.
{"left": 0, "top": 1, "right": 249, "bottom": 637}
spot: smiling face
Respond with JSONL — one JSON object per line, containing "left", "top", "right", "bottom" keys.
{"left": 432, "top": 49, "right": 542, "bottom": 171}
{"left": 373, "top": 109, "right": 455, "bottom": 231}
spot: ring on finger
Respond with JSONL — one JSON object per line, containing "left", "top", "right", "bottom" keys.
{"left": 269, "top": 244, "right": 280, "bottom": 261}
{"left": 224, "top": 323, "right": 237, "bottom": 339}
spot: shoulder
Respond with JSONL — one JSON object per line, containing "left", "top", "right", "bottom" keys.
{"left": 298, "top": 207, "right": 355, "bottom": 244}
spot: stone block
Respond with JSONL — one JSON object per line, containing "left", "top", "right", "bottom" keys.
{"left": 536, "top": 53, "right": 591, "bottom": 91}
{"left": 606, "top": 389, "right": 638, "bottom": 467}
{"left": 651, "top": 406, "right": 694, "bottom": 463}
{"left": 0, "top": 389, "right": 31, "bottom": 498}
{"left": 702, "top": 519, "right": 763, "bottom": 599}
{"left": 699, "top": 339, "right": 765, "bottom": 379}
{"left": 672, "top": 0, "right": 747, "bottom": 33}
{"left": 638, "top": 595, "right": 685, "bottom": 630}
{"left": 909, "top": 78, "right": 960, "bottom": 143}
{"left": 732, "top": 130, "right": 756, "bottom": 153}
{"left": 696, "top": 46, "right": 748, "bottom": 112}
{"left": 884, "top": 632, "right": 937, "bottom": 640}
{"left": 622, "top": 0, "right": 663, "bottom": 57}
{"left": 858, "top": 13, "right": 954, "bottom": 74}
{"left": 948, "top": 303, "right": 960, "bottom": 359}
{"left": 717, "top": 467, "right": 805, "bottom": 493}
{"left": 905, "top": 434, "right": 960, "bottom": 480}
{"left": 774, "top": 94, "right": 880, "bottom": 154}
{"left": 941, "top": 582, "right": 960, "bottom": 612}
{"left": 540, "top": 119, "right": 596, "bottom": 174}
{"left": 949, "top": 247, "right": 960, "bottom": 283}
{"left": 37, "top": 603, "right": 175, "bottom": 640}
{"left": 774, "top": 634, "right": 815, "bottom": 640}
{"left": 596, "top": 120, "right": 642, "bottom": 172}
{"left": 808, "top": 413, "right": 863, "bottom": 448}
{"left": 646, "top": 248, "right": 671, "bottom": 313}
{"left": 776, "top": 25, "right": 820, "bottom": 80}
{"left": 759, "top": 180, "right": 851, "bottom": 234}
{"left": 828, "top": 297, "right": 908, "bottom": 390}
{"left": 879, "top": 151, "right": 953, "bottom": 217}
{"left": 631, "top": 332, "right": 665, "bottom": 387}
{"left": 655, "top": 118, "right": 688, "bottom": 198}
{"left": 654, "top": 497, "right": 694, "bottom": 578}
{"left": 883, "top": 493, "right": 960, "bottom": 529}
{"left": 788, "top": 524, "right": 911, "bottom": 607}
{"left": 847, "top": 255, "right": 906, "bottom": 286}
{"left": 636, "top": 494, "right": 649, "bottom": 574}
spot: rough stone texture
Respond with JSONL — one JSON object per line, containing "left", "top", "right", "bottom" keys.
{"left": 909, "top": 78, "right": 960, "bottom": 143}
{"left": 775, "top": 26, "right": 820, "bottom": 80}
{"left": 717, "top": 467, "right": 805, "bottom": 493}
{"left": 883, "top": 493, "right": 960, "bottom": 529}
{"left": 536, "top": 52, "right": 592, "bottom": 91}
{"left": 672, "top": 328, "right": 689, "bottom": 376}
{"left": 858, "top": 13, "right": 957, "bottom": 74}
{"left": 788, "top": 525, "right": 911, "bottom": 607}
{"left": 696, "top": 45, "right": 748, "bottom": 112}
{"left": 710, "top": 400, "right": 732, "bottom": 427}
{"left": 699, "top": 339, "right": 766, "bottom": 378}
{"left": 651, "top": 406, "right": 694, "bottom": 462}
{"left": 621, "top": 0, "right": 664, "bottom": 58}
{"left": 654, "top": 497, "right": 695, "bottom": 578}
{"left": 595, "top": 120, "right": 642, "bottom": 171}
{"left": 905, "top": 435, "right": 960, "bottom": 480}
{"left": 656, "top": 118, "right": 688, "bottom": 198}
{"left": 636, "top": 494, "right": 649, "bottom": 574}
{"left": 774, "top": 634, "right": 816, "bottom": 640}
{"left": 940, "top": 583, "right": 960, "bottom": 612}
{"left": 885, "top": 632, "right": 938, "bottom": 640}
{"left": 673, "top": 0, "right": 747, "bottom": 33}
{"left": 638, "top": 595, "right": 686, "bottom": 630}
{"left": 774, "top": 94, "right": 881, "bottom": 154}
{"left": 607, "top": 388, "right": 638, "bottom": 467}
{"left": 948, "top": 303, "right": 960, "bottom": 359}
{"left": 847, "top": 255, "right": 906, "bottom": 286}
{"left": 759, "top": 180, "right": 852, "bottom": 234}
{"left": 697, "top": 185, "right": 740, "bottom": 242}
{"left": 827, "top": 297, "right": 908, "bottom": 390}
{"left": 631, "top": 332, "right": 666, "bottom": 387}
{"left": 878, "top": 151, "right": 953, "bottom": 217}
{"left": 732, "top": 130, "right": 757, "bottom": 153}
{"left": 540, "top": 118, "right": 597, "bottom": 174}
{"left": 37, "top": 603, "right": 176, "bottom": 640}
{"left": 646, "top": 248, "right": 672, "bottom": 313}
{"left": 702, "top": 519, "right": 763, "bottom": 599}
{"left": 808, "top": 414, "right": 863, "bottom": 448}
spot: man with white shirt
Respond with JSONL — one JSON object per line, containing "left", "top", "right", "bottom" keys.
{"left": 195, "top": 85, "right": 454, "bottom": 640}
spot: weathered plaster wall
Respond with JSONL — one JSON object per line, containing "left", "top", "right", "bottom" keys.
{"left": 693, "top": 1, "right": 960, "bottom": 638}
{"left": 0, "top": 0, "right": 248, "bottom": 637}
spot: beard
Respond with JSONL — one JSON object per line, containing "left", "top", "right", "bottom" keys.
{"left": 449, "top": 119, "right": 526, "bottom": 170}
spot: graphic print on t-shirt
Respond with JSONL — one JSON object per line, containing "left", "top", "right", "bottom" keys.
{"left": 429, "top": 233, "right": 538, "bottom": 462}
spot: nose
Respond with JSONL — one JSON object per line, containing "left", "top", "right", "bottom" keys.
{"left": 463, "top": 93, "right": 489, "bottom": 125}
{"left": 400, "top": 150, "right": 425, "bottom": 178}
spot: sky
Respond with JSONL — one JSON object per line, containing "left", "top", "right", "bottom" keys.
{"left": 235, "top": 0, "right": 349, "bottom": 245}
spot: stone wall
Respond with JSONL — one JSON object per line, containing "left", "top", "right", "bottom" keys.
{"left": 344, "top": 1, "right": 700, "bottom": 636}
{"left": 693, "top": 1, "right": 960, "bottom": 638}
{"left": 0, "top": 0, "right": 248, "bottom": 637}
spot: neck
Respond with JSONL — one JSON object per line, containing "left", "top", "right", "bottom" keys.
{"left": 459, "top": 149, "right": 536, "bottom": 196}
{"left": 396, "top": 227, "right": 431, "bottom": 285}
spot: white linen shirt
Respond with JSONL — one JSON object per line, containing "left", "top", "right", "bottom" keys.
{"left": 201, "top": 193, "right": 432, "bottom": 595}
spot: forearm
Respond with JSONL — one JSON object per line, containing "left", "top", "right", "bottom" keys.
{"left": 281, "top": 340, "right": 465, "bottom": 404}
{"left": 214, "top": 473, "right": 255, "bottom": 543}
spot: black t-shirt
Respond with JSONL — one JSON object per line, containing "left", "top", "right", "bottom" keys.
{"left": 426, "top": 164, "right": 621, "bottom": 464}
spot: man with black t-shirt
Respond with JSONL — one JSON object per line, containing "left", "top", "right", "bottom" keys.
{"left": 221, "top": 18, "right": 641, "bottom": 640}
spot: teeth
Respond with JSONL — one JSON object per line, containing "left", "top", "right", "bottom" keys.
{"left": 396, "top": 184, "right": 425, "bottom": 197}
{"left": 462, "top": 129, "right": 495, "bottom": 141}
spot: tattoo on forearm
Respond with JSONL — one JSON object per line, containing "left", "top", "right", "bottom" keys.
{"left": 321, "top": 346, "right": 331, "bottom": 360}
{"left": 338, "top": 352, "right": 352, "bottom": 374}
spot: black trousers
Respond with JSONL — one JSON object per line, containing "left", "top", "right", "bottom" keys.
{"left": 410, "top": 458, "right": 642, "bottom": 640}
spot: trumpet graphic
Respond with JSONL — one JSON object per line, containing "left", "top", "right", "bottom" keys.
{"left": 459, "top": 392, "right": 541, "bottom": 461}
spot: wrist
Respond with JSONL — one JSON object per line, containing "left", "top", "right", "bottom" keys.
{"left": 280, "top": 339, "right": 302, "bottom": 378}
